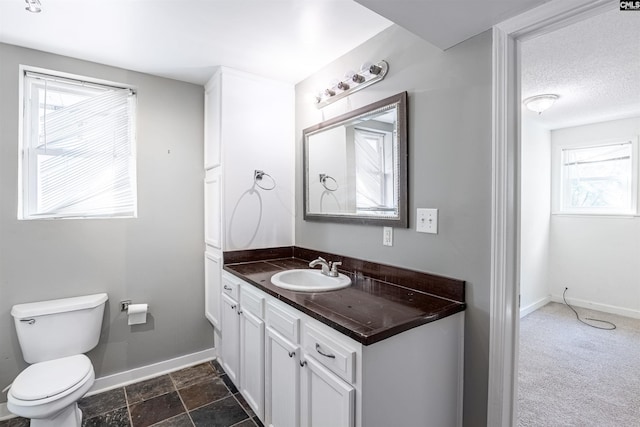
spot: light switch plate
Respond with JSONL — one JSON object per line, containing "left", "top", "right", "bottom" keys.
{"left": 417, "top": 208, "right": 438, "bottom": 234}
{"left": 383, "top": 227, "right": 393, "bottom": 246}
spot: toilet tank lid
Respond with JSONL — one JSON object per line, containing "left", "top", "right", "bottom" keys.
{"left": 11, "top": 293, "right": 108, "bottom": 319}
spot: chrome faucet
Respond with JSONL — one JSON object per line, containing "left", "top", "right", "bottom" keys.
{"left": 309, "top": 257, "right": 342, "bottom": 277}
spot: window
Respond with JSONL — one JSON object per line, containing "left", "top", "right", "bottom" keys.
{"left": 20, "top": 68, "right": 137, "bottom": 219}
{"left": 353, "top": 127, "right": 394, "bottom": 214}
{"left": 557, "top": 139, "right": 637, "bottom": 215}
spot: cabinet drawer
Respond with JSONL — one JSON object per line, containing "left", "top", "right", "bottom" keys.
{"left": 303, "top": 324, "right": 355, "bottom": 384}
{"left": 266, "top": 301, "right": 300, "bottom": 343}
{"left": 222, "top": 273, "right": 240, "bottom": 301}
{"left": 241, "top": 285, "right": 264, "bottom": 318}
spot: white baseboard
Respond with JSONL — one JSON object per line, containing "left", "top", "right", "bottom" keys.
{"left": 0, "top": 347, "right": 217, "bottom": 421}
{"left": 87, "top": 347, "right": 217, "bottom": 395}
{"left": 550, "top": 294, "right": 640, "bottom": 319}
{"left": 520, "top": 295, "right": 551, "bottom": 318}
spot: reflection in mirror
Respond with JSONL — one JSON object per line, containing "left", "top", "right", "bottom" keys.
{"left": 303, "top": 92, "right": 407, "bottom": 227}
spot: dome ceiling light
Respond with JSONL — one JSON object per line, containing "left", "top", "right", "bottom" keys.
{"left": 523, "top": 94, "right": 559, "bottom": 114}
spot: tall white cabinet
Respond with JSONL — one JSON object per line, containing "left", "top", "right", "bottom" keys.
{"left": 203, "top": 67, "right": 295, "bottom": 422}
{"left": 204, "top": 71, "right": 223, "bottom": 330}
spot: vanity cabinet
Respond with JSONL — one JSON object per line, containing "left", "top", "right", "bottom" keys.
{"left": 265, "top": 327, "right": 300, "bottom": 427}
{"left": 220, "top": 293, "right": 240, "bottom": 385}
{"left": 265, "top": 300, "right": 355, "bottom": 427}
{"left": 221, "top": 272, "right": 356, "bottom": 427}
{"left": 221, "top": 270, "right": 465, "bottom": 427}
{"left": 220, "top": 272, "right": 267, "bottom": 420}
{"left": 265, "top": 333, "right": 355, "bottom": 427}
{"left": 239, "top": 285, "right": 266, "bottom": 420}
{"left": 264, "top": 299, "right": 301, "bottom": 427}
{"left": 300, "top": 356, "right": 354, "bottom": 427}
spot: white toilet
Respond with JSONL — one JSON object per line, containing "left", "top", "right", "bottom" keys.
{"left": 7, "top": 293, "right": 108, "bottom": 427}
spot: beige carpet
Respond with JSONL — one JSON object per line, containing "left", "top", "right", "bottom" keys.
{"left": 518, "top": 302, "right": 640, "bottom": 427}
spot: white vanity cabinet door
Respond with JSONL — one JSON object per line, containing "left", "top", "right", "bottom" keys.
{"left": 265, "top": 327, "right": 300, "bottom": 427}
{"left": 221, "top": 293, "right": 240, "bottom": 386}
{"left": 300, "top": 355, "right": 355, "bottom": 427}
{"left": 239, "top": 308, "right": 265, "bottom": 421}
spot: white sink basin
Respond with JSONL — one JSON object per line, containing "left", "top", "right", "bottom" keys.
{"left": 271, "top": 269, "right": 351, "bottom": 292}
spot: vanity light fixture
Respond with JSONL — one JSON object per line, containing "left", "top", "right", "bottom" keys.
{"left": 24, "top": 0, "right": 42, "bottom": 13}
{"left": 523, "top": 94, "right": 559, "bottom": 114}
{"left": 315, "top": 60, "right": 389, "bottom": 108}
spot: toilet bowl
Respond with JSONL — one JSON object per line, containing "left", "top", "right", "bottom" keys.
{"left": 8, "top": 355, "right": 95, "bottom": 425}
{"left": 8, "top": 293, "right": 108, "bottom": 426}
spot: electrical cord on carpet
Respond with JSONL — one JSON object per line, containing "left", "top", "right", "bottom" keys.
{"left": 563, "top": 287, "right": 616, "bottom": 330}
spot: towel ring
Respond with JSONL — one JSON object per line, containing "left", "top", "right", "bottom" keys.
{"left": 319, "top": 174, "right": 338, "bottom": 191}
{"left": 254, "top": 170, "right": 276, "bottom": 190}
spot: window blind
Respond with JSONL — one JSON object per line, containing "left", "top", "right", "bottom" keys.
{"left": 22, "top": 71, "right": 137, "bottom": 219}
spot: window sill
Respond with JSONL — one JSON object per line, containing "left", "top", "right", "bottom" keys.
{"left": 551, "top": 212, "right": 638, "bottom": 219}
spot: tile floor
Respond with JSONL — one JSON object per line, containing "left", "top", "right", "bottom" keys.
{"left": 0, "top": 360, "right": 263, "bottom": 427}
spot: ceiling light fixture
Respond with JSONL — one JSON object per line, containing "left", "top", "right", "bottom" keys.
{"left": 315, "top": 60, "right": 389, "bottom": 108}
{"left": 24, "top": 0, "right": 42, "bottom": 13}
{"left": 523, "top": 94, "right": 559, "bottom": 114}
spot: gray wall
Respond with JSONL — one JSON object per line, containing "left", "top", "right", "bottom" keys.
{"left": 0, "top": 43, "right": 212, "bottom": 401}
{"left": 295, "top": 26, "right": 492, "bottom": 426}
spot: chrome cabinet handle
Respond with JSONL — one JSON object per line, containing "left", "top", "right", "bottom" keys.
{"left": 237, "top": 310, "right": 243, "bottom": 315}
{"left": 315, "top": 343, "right": 336, "bottom": 359}
{"left": 288, "top": 351, "right": 295, "bottom": 358}
{"left": 231, "top": 304, "right": 237, "bottom": 310}
{"left": 20, "top": 319, "right": 35, "bottom": 325}
{"left": 223, "top": 285, "right": 232, "bottom": 291}
{"left": 300, "top": 360, "right": 307, "bottom": 367}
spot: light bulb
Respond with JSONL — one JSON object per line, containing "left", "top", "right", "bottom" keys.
{"left": 337, "top": 81, "right": 350, "bottom": 90}
{"left": 360, "top": 62, "right": 373, "bottom": 74}
{"left": 351, "top": 73, "right": 365, "bottom": 83}
{"left": 368, "top": 63, "right": 382, "bottom": 75}
{"left": 25, "top": 0, "right": 42, "bottom": 12}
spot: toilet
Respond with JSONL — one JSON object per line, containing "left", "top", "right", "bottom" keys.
{"left": 7, "top": 293, "right": 108, "bottom": 427}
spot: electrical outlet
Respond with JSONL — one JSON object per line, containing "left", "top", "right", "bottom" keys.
{"left": 416, "top": 208, "right": 438, "bottom": 234}
{"left": 383, "top": 227, "right": 393, "bottom": 246}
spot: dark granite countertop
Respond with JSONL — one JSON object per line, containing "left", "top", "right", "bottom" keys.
{"left": 223, "top": 247, "right": 466, "bottom": 346}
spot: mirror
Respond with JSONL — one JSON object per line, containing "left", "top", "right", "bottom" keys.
{"left": 303, "top": 92, "right": 407, "bottom": 227}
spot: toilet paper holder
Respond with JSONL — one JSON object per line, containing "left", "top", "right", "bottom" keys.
{"left": 120, "top": 300, "right": 150, "bottom": 312}
{"left": 121, "top": 300, "right": 149, "bottom": 326}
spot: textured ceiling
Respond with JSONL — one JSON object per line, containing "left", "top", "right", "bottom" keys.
{"left": 521, "top": 8, "right": 640, "bottom": 130}
{"left": 0, "top": 0, "right": 391, "bottom": 85}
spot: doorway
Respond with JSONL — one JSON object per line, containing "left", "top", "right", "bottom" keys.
{"left": 517, "top": 7, "right": 640, "bottom": 425}
{"left": 488, "top": 1, "right": 639, "bottom": 426}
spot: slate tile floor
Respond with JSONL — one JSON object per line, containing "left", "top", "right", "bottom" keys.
{"left": 0, "top": 360, "right": 263, "bottom": 427}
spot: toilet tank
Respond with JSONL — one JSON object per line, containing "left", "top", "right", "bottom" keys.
{"left": 11, "top": 293, "right": 108, "bottom": 364}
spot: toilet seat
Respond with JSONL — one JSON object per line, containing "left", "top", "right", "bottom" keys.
{"left": 10, "top": 354, "right": 92, "bottom": 402}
